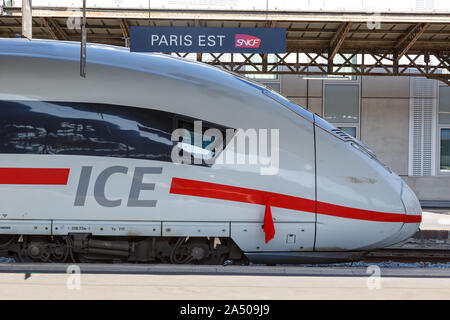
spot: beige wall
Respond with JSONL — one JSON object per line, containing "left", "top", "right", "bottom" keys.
{"left": 360, "top": 98, "right": 410, "bottom": 175}
{"left": 361, "top": 76, "right": 410, "bottom": 98}
{"left": 402, "top": 176, "right": 450, "bottom": 201}
{"left": 360, "top": 76, "right": 411, "bottom": 176}
{"left": 282, "top": 76, "right": 323, "bottom": 115}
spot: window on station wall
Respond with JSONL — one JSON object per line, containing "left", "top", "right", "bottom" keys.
{"left": 329, "top": 54, "right": 357, "bottom": 81}
{"left": 323, "top": 83, "right": 360, "bottom": 138}
{"left": 415, "top": 0, "right": 435, "bottom": 9}
{"left": 337, "top": 126, "right": 357, "bottom": 138}
{"left": 244, "top": 54, "right": 279, "bottom": 82}
{"left": 439, "top": 86, "right": 450, "bottom": 172}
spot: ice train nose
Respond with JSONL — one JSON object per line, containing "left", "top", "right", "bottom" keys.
{"left": 383, "top": 181, "right": 422, "bottom": 247}
{"left": 401, "top": 181, "right": 422, "bottom": 223}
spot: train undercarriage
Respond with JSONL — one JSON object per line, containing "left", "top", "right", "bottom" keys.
{"left": 0, "top": 234, "right": 246, "bottom": 264}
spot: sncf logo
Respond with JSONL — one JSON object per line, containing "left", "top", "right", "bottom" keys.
{"left": 235, "top": 34, "right": 261, "bottom": 48}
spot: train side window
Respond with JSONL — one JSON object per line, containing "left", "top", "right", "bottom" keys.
{"left": 0, "top": 101, "right": 48, "bottom": 154}
{"left": 173, "top": 117, "right": 233, "bottom": 167}
{"left": 0, "top": 100, "right": 114, "bottom": 156}
{"left": 9, "top": 101, "right": 125, "bottom": 158}
{"left": 44, "top": 102, "right": 174, "bottom": 161}
{"left": 0, "top": 100, "right": 233, "bottom": 167}
{"left": 46, "top": 114, "right": 115, "bottom": 157}
{"left": 96, "top": 105, "right": 174, "bottom": 162}
{"left": 0, "top": 100, "right": 175, "bottom": 161}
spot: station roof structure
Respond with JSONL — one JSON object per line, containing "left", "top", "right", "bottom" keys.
{"left": 0, "top": 1, "right": 449, "bottom": 84}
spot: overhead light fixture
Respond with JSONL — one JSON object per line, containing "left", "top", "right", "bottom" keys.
{"left": 302, "top": 58, "right": 353, "bottom": 80}
{"left": 301, "top": 75, "right": 352, "bottom": 80}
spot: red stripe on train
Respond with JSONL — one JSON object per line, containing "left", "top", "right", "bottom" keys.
{"left": 0, "top": 168, "right": 70, "bottom": 185}
{"left": 170, "top": 177, "right": 316, "bottom": 212}
{"left": 316, "top": 201, "right": 421, "bottom": 223}
{"left": 170, "top": 177, "right": 421, "bottom": 223}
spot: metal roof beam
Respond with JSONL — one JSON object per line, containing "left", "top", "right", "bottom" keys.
{"left": 394, "top": 22, "right": 430, "bottom": 62}
{"left": 426, "top": 75, "right": 450, "bottom": 85}
{"left": 47, "top": 17, "right": 69, "bottom": 41}
{"left": 327, "top": 22, "right": 352, "bottom": 72}
{"left": 5, "top": 23, "right": 449, "bottom": 36}
{"left": 262, "top": 21, "right": 277, "bottom": 72}
{"left": 40, "top": 17, "right": 59, "bottom": 40}
{"left": 328, "top": 22, "right": 352, "bottom": 60}
{"left": 194, "top": 19, "right": 202, "bottom": 61}
{"left": 118, "top": 18, "right": 129, "bottom": 39}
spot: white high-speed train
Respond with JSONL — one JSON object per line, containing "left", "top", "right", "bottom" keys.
{"left": 0, "top": 39, "right": 421, "bottom": 264}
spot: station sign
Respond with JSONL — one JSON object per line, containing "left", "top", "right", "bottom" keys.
{"left": 130, "top": 27, "right": 286, "bottom": 53}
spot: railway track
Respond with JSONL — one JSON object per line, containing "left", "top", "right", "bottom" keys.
{"left": 364, "top": 249, "right": 450, "bottom": 263}
{"left": 1, "top": 249, "right": 450, "bottom": 269}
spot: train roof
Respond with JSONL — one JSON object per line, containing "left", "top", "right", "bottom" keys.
{"left": 0, "top": 38, "right": 231, "bottom": 78}
{"left": 0, "top": 38, "right": 315, "bottom": 123}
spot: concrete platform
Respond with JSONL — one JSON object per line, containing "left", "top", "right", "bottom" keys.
{"left": 0, "top": 271, "right": 449, "bottom": 299}
{"left": 421, "top": 210, "right": 450, "bottom": 231}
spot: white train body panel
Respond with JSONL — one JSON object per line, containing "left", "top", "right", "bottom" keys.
{"left": 0, "top": 39, "right": 421, "bottom": 257}
{"left": 315, "top": 126, "right": 403, "bottom": 250}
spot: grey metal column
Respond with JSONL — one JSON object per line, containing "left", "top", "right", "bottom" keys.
{"left": 80, "top": 0, "right": 87, "bottom": 77}
{"left": 22, "top": 0, "right": 32, "bottom": 40}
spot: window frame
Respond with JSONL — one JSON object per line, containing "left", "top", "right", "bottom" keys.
{"left": 322, "top": 80, "right": 361, "bottom": 139}
{"left": 172, "top": 114, "right": 234, "bottom": 167}
{"left": 336, "top": 125, "right": 360, "bottom": 139}
{"left": 244, "top": 53, "right": 280, "bottom": 81}
{"left": 328, "top": 53, "right": 360, "bottom": 82}
{"left": 437, "top": 83, "right": 450, "bottom": 175}
{"left": 438, "top": 125, "right": 450, "bottom": 174}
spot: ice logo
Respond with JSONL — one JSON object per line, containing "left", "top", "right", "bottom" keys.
{"left": 235, "top": 34, "right": 261, "bottom": 48}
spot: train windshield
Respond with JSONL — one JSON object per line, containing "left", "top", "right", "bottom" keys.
{"left": 233, "top": 75, "right": 314, "bottom": 122}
